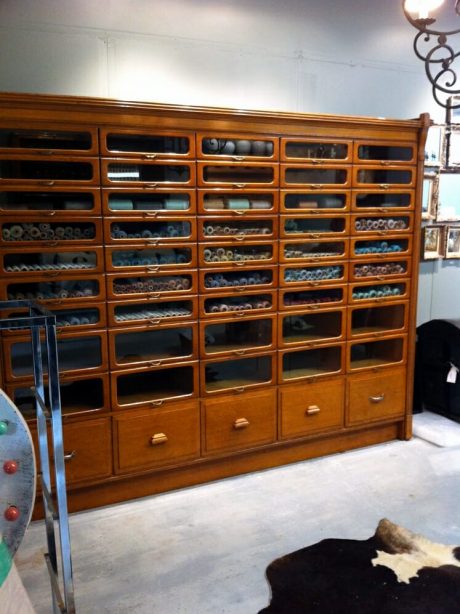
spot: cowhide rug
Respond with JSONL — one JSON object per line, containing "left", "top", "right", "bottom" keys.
{"left": 259, "top": 519, "right": 460, "bottom": 613}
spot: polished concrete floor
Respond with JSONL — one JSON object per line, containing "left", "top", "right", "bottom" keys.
{"left": 16, "top": 412, "right": 460, "bottom": 614}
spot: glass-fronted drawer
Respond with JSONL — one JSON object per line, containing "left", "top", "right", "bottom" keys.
{"left": 0, "top": 155, "right": 99, "bottom": 185}
{"left": 352, "top": 190, "right": 415, "bottom": 211}
{"left": 281, "top": 138, "right": 352, "bottom": 163}
{"left": 107, "top": 271, "right": 196, "bottom": 299}
{"left": 200, "top": 314, "right": 276, "bottom": 357}
{"left": 351, "top": 236, "right": 412, "bottom": 259}
{"left": 350, "top": 257, "right": 410, "bottom": 282}
{"left": 101, "top": 159, "right": 195, "bottom": 187}
{"left": 201, "top": 266, "right": 276, "bottom": 292}
{"left": 280, "top": 190, "right": 350, "bottom": 212}
{"left": 1, "top": 246, "right": 104, "bottom": 276}
{"left": 280, "top": 286, "right": 346, "bottom": 310}
{"left": 347, "top": 335, "right": 407, "bottom": 372}
{"left": 200, "top": 290, "right": 276, "bottom": 318}
{"left": 198, "top": 189, "right": 277, "bottom": 214}
{"left": 353, "top": 166, "right": 415, "bottom": 188}
{"left": 348, "top": 302, "right": 408, "bottom": 338}
{"left": 197, "top": 162, "right": 278, "bottom": 187}
{"left": 102, "top": 188, "right": 195, "bottom": 215}
{"left": 201, "top": 352, "right": 275, "bottom": 395}
{"left": 4, "top": 274, "right": 104, "bottom": 303}
{"left": 103, "top": 218, "right": 196, "bottom": 243}
{"left": 109, "top": 322, "right": 197, "bottom": 369}
{"left": 105, "top": 244, "right": 196, "bottom": 272}
{"left": 0, "top": 218, "right": 102, "bottom": 245}
{"left": 199, "top": 216, "right": 277, "bottom": 241}
{"left": 280, "top": 165, "right": 350, "bottom": 188}
{"left": 280, "top": 343, "right": 344, "bottom": 382}
{"left": 111, "top": 362, "right": 198, "bottom": 409}
{"left": 279, "top": 308, "right": 345, "bottom": 347}
{"left": 2, "top": 330, "right": 108, "bottom": 382}
{"left": 0, "top": 124, "right": 98, "bottom": 155}
{"left": 353, "top": 141, "right": 416, "bottom": 165}
{"left": 200, "top": 241, "right": 276, "bottom": 266}
{"left": 107, "top": 296, "right": 198, "bottom": 327}
{"left": 352, "top": 213, "right": 413, "bottom": 235}
{"left": 197, "top": 133, "right": 278, "bottom": 160}
{"left": 0, "top": 302, "right": 106, "bottom": 334}
{"left": 280, "top": 215, "right": 349, "bottom": 239}
{"left": 0, "top": 188, "right": 101, "bottom": 216}
{"left": 100, "top": 128, "right": 194, "bottom": 158}
{"left": 349, "top": 280, "right": 410, "bottom": 304}
{"left": 280, "top": 239, "right": 348, "bottom": 263}
{"left": 280, "top": 262, "right": 347, "bottom": 286}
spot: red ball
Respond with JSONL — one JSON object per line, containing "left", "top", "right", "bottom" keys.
{"left": 4, "top": 506, "right": 20, "bottom": 521}
{"left": 3, "top": 460, "right": 18, "bottom": 474}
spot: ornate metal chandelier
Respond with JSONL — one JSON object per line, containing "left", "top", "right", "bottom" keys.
{"left": 402, "top": 0, "right": 460, "bottom": 110}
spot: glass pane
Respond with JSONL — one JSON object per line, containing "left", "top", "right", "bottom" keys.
{"left": 116, "top": 366, "right": 194, "bottom": 404}
{"left": 110, "top": 221, "right": 191, "bottom": 240}
{"left": 4, "top": 251, "right": 98, "bottom": 273}
{"left": 7, "top": 279, "right": 99, "bottom": 300}
{"left": 113, "top": 275, "right": 191, "bottom": 294}
{"left": 204, "top": 294, "right": 272, "bottom": 314}
{"left": 107, "top": 163, "right": 190, "bottom": 182}
{"left": 282, "top": 312, "right": 342, "bottom": 343}
{"left": 358, "top": 145, "right": 413, "bottom": 161}
{"left": 354, "top": 217, "right": 409, "bottom": 232}
{"left": 353, "top": 261, "right": 407, "bottom": 278}
{"left": 282, "top": 346, "right": 341, "bottom": 379}
{"left": 0, "top": 191, "right": 95, "bottom": 212}
{"left": 352, "top": 283, "right": 406, "bottom": 301}
{"left": 115, "top": 327, "right": 193, "bottom": 363}
{"left": 284, "top": 265, "right": 343, "bottom": 283}
{"left": 284, "top": 193, "right": 346, "bottom": 210}
{"left": 284, "top": 168, "right": 347, "bottom": 184}
{"left": 283, "top": 241, "right": 345, "bottom": 259}
{"left": 204, "top": 270, "right": 272, "bottom": 289}
{"left": 0, "top": 129, "right": 92, "bottom": 150}
{"left": 204, "top": 319, "right": 272, "bottom": 353}
{"left": 355, "top": 193, "right": 411, "bottom": 209}
{"left": 354, "top": 239, "right": 409, "bottom": 256}
{"left": 351, "top": 305, "right": 405, "bottom": 335}
{"left": 108, "top": 193, "right": 190, "bottom": 212}
{"left": 285, "top": 142, "right": 348, "bottom": 159}
{"left": 350, "top": 338, "right": 403, "bottom": 368}
{"left": 202, "top": 137, "right": 273, "bottom": 156}
{"left": 357, "top": 169, "right": 412, "bottom": 184}
{"left": 203, "top": 193, "right": 273, "bottom": 210}
{"left": 204, "top": 245, "right": 272, "bottom": 263}
{"left": 114, "top": 300, "right": 193, "bottom": 323}
{"left": 0, "top": 160, "right": 93, "bottom": 180}
{"left": 283, "top": 288, "right": 344, "bottom": 307}
{"left": 284, "top": 217, "right": 346, "bottom": 234}
{"left": 106, "top": 134, "right": 189, "bottom": 154}
{"left": 53, "top": 307, "right": 100, "bottom": 327}
{"left": 203, "top": 219, "right": 273, "bottom": 237}
{"left": 203, "top": 166, "right": 274, "bottom": 183}
{"left": 2, "top": 222, "right": 96, "bottom": 242}
{"left": 111, "top": 247, "right": 192, "bottom": 267}
{"left": 205, "top": 355, "right": 272, "bottom": 391}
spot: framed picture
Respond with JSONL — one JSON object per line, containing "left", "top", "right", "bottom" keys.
{"left": 424, "top": 124, "right": 444, "bottom": 166}
{"left": 446, "top": 128, "right": 460, "bottom": 168}
{"left": 445, "top": 226, "right": 460, "bottom": 258}
{"left": 422, "top": 173, "right": 438, "bottom": 219}
{"left": 436, "top": 172, "right": 460, "bottom": 221}
{"left": 447, "top": 96, "right": 460, "bottom": 125}
{"left": 422, "top": 225, "right": 444, "bottom": 260}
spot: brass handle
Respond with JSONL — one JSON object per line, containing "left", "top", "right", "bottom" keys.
{"left": 234, "top": 349, "right": 246, "bottom": 356}
{"left": 149, "top": 318, "right": 161, "bottom": 325}
{"left": 309, "top": 281, "right": 320, "bottom": 286}
{"left": 150, "top": 400, "right": 164, "bottom": 407}
{"left": 310, "top": 184, "right": 323, "bottom": 190}
{"left": 309, "top": 233, "right": 320, "bottom": 238}
{"left": 233, "top": 417, "right": 249, "bottom": 429}
{"left": 147, "top": 239, "right": 160, "bottom": 246}
{"left": 45, "top": 241, "right": 58, "bottom": 247}
{"left": 311, "top": 159, "right": 324, "bottom": 165}
{"left": 306, "top": 405, "right": 321, "bottom": 415}
{"left": 234, "top": 386, "right": 245, "bottom": 393}
{"left": 150, "top": 432, "right": 168, "bottom": 445}
{"left": 149, "top": 360, "right": 162, "bottom": 367}
{"left": 44, "top": 210, "right": 57, "bottom": 216}
{"left": 232, "top": 156, "right": 245, "bottom": 161}
{"left": 235, "top": 234, "right": 245, "bottom": 241}
{"left": 380, "top": 161, "right": 391, "bottom": 166}
{"left": 377, "top": 276, "right": 386, "bottom": 281}
{"left": 233, "top": 183, "right": 246, "bottom": 189}
{"left": 378, "top": 230, "right": 388, "bottom": 236}
{"left": 235, "top": 261, "right": 245, "bottom": 267}
{"left": 147, "top": 265, "right": 160, "bottom": 272}
{"left": 48, "top": 299, "right": 63, "bottom": 305}
{"left": 38, "top": 150, "right": 55, "bottom": 156}
{"left": 144, "top": 153, "right": 157, "bottom": 159}
{"left": 144, "top": 211, "right": 159, "bottom": 218}
{"left": 379, "top": 183, "right": 390, "bottom": 189}
{"left": 309, "top": 304, "right": 320, "bottom": 310}
{"left": 234, "top": 311, "right": 246, "bottom": 318}
{"left": 64, "top": 450, "right": 76, "bottom": 461}
{"left": 370, "top": 394, "right": 385, "bottom": 403}
{"left": 373, "top": 331, "right": 383, "bottom": 337}
{"left": 44, "top": 271, "right": 61, "bottom": 277}
{"left": 145, "top": 183, "right": 158, "bottom": 189}
{"left": 40, "top": 180, "right": 55, "bottom": 186}
{"left": 148, "top": 293, "right": 161, "bottom": 299}
{"left": 234, "top": 209, "right": 246, "bottom": 216}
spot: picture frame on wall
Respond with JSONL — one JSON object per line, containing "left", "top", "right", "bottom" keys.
{"left": 447, "top": 95, "right": 460, "bottom": 125}
{"left": 445, "top": 226, "right": 460, "bottom": 259}
{"left": 436, "top": 172, "right": 460, "bottom": 221}
{"left": 421, "top": 173, "right": 438, "bottom": 220}
{"left": 422, "top": 225, "right": 444, "bottom": 260}
{"left": 424, "top": 124, "right": 444, "bottom": 166}
{"left": 446, "top": 128, "right": 460, "bottom": 168}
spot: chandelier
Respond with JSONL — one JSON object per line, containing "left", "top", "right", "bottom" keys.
{"left": 402, "top": 0, "right": 460, "bottom": 110}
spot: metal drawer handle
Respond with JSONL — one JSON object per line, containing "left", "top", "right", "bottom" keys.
{"left": 149, "top": 360, "right": 162, "bottom": 367}
{"left": 234, "top": 311, "right": 246, "bottom": 318}
{"left": 40, "top": 180, "right": 55, "bottom": 186}
{"left": 312, "top": 159, "right": 324, "bottom": 165}
{"left": 147, "top": 239, "right": 160, "bottom": 246}
{"left": 310, "top": 184, "right": 323, "bottom": 190}
{"left": 45, "top": 241, "right": 58, "bottom": 247}
{"left": 151, "top": 432, "right": 168, "bottom": 445}
{"left": 44, "top": 210, "right": 57, "bottom": 216}
{"left": 306, "top": 405, "right": 321, "bottom": 415}
{"left": 144, "top": 211, "right": 159, "bottom": 218}
{"left": 234, "top": 386, "right": 245, "bottom": 393}
{"left": 379, "top": 183, "right": 390, "bottom": 189}
{"left": 234, "top": 349, "right": 246, "bottom": 356}
{"left": 235, "top": 261, "right": 246, "bottom": 267}
{"left": 147, "top": 265, "right": 160, "bottom": 273}
{"left": 233, "top": 183, "right": 246, "bottom": 189}
{"left": 232, "top": 156, "right": 245, "bottom": 161}
{"left": 235, "top": 234, "right": 245, "bottom": 241}
{"left": 144, "top": 153, "right": 157, "bottom": 159}
{"left": 150, "top": 400, "right": 164, "bottom": 407}
{"left": 64, "top": 450, "right": 76, "bottom": 462}
{"left": 380, "top": 161, "right": 391, "bottom": 166}
{"left": 145, "top": 183, "right": 158, "bottom": 189}
{"left": 148, "top": 293, "right": 161, "bottom": 299}
{"left": 38, "top": 150, "right": 54, "bottom": 156}
{"left": 370, "top": 394, "right": 385, "bottom": 403}
{"left": 234, "top": 417, "right": 249, "bottom": 429}
{"left": 149, "top": 318, "right": 161, "bottom": 325}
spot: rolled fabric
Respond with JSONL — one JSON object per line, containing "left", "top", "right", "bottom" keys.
{"left": 55, "top": 227, "right": 65, "bottom": 238}
{"left": 2, "top": 228, "right": 11, "bottom": 240}
{"left": 142, "top": 230, "right": 153, "bottom": 238}
{"left": 38, "top": 223, "right": 51, "bottom": 232}
{"left": 9, "top": 225, "right": 24, "bottom": 239}
{"left": 204, "top": 225, "right": 214, "bottom": 236}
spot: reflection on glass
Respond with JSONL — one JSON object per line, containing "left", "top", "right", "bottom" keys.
{"left": 205, "top": 355, "right": 272, "bottom": 391}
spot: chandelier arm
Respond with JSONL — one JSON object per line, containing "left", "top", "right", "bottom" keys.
{"left": 402, "top": 1, "right": 460, "bottom": 37}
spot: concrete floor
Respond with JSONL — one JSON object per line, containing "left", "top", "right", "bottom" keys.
{"left": 15, "top": 413, "right": 460, "bottom": 614}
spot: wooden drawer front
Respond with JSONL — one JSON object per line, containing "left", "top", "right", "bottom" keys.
{"left": 100, "top": 127, "right": 195, "bottom": 158}
{"left": 200, "top": 265, "right": 277, "bottom": 293}
{"left": 280, "top": 214, "right": 350, "bottom": 239}
{"left": 102, "top": 188, "right": 196, "bottom": 216}
{"left": 199, "top": 289, "right": 277, "bottom": 318}
{"left": 198, "top": 215, "right": 277, "bottom": 242}
{"left": 346, "top": 367, "right": 407, "bottom": 426}
{"left": 114, "top": 400, "right": 200, "bottom": 473}
{"left": 280, "top": 239, "right": 348, "bottom": 263}
{"left": 280, "top": 164, "right": 351, "bottom": 189}
{"left": 279, "top": 343, "right": 344, "bottom": 383}
{"left": 350, "top": 235, "right": 412, "bottom": 260}
{"left": 109, "top": 321, "right": 198, "bottom": 370}
{"left": 3, "top": 273, "right": 105, "bottom": 303}
{"left": 101, "top": 158, "right": 196, "bottom": 187}
{"left": 0, "top": 217, "right": 103, "bottom": 246}
{"left": 279, "top": 307, "right": 346, "bottom": 348}
{"left": 350, "top": 257, "right": 411, "bottom": 282}
{"left": 203, "top": 387, "right": 277, "bottom": 454}
{"left": 0, "top": 187, "right": 101, "bottom": 216}
{"left": 0, "top": 123, "right": 98, "bottom": 156}
{"left": 349, "top": 280, "right": 410, "bottom": 305}
{"left": 200, "top": 314, "right": 276, "bottom": 358}
{"left": 201, "top": 352, "right": 276, "bottom": 395}
{"left": 198, "top": 189, "right": 278, "bottom": 214}
{"left": 353, "top": 166, "right": 415, "bottom": 189}
{"left": 107, "top": 296, "right": 198, "bottom": 327}
{"left": 103, "top": 217, "right": 196, "bottom": 244}
{"left": 1, "top": 246, "right": 104, "bottom": 277}
{"left": 197, "top": 133, "right": 278, "bottom": 161}
{"left": 352, "top": 190, "right": 415, "bottom": 212}
{"left": 280, "top": 190, "right": 350, "bottom": 213}
{"left": 105, "top": 243, "right": 197, "bottom": 272}
{"left": 0, "top": 155, "right": 99, "bottom": 185}
{"left": 352, "top": 212, "right": 413, "bottom": 235}
{"left": 279, "top": 285, "right": 347, "bottom": 311}
{"left": 347, "top": 334, "right": 407, "bottom": 372}
{"left": 279, "top": 377, "right": 344, "bottom": 439}
{"left": 281, "top": 138, "right": 352, "bottom": 164}
{"left": 106, "top": 270, "right": 197, "bottom": 300}
{"left": 353, "top": 141, "right": 416, "bottom": 165}
{"left": 199, "top": 240, "right": 277, "bottom": 267}
{"left": 347, "top": 301, "right": 409, "bottom": 339}
{"left": 280, "top": 262, "right": 348, "bottom": 287}
{"left": 197, "top": 161, "right": 278, "bottom": 188}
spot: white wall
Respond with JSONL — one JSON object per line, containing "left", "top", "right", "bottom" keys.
{"left": 0, "top": 0, "right": 457, "bottom": 324}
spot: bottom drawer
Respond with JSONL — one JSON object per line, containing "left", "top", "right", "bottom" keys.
{"left": 346, "top": 366, "right": 406, "bottom": 426}
{"left": 114, "top": 399, "right": 200, "bottom": 473}
{"left": 203, "top": 387, "right": 277, "bottom": 455}
{"left": 279, "top": 377, "right": 344, "bottom": 440}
